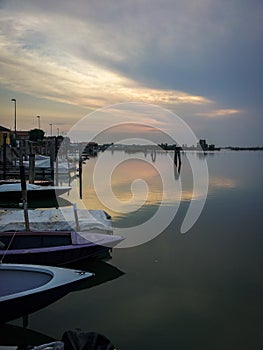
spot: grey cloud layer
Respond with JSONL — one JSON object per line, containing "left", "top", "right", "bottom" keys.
{"left": 0, "top": 0, "right": 262, "bottom": 145}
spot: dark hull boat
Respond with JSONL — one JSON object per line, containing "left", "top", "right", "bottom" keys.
{"left": 0, "top": 263, "right": 93, "bottom": 324}
{"left": 0, "top": 207, "right": 122, "bottom": 265}
{"left": 0, "top": 230, "right": 123, "bottom": 266}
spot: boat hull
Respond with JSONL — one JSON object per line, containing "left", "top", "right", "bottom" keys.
{"left": 0, "top": 243, "right": 110, "bottom": 265}
{"left": 0, "top": 263, "right": 93, "bottom": 323}
{"left": 0, "top": 231, "right": 123, "bottom": 266}
{"left": 0, "top": 188, "right": 69, "bottom": 202}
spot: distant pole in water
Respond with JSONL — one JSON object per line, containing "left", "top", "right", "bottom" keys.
{"left": 174, "top": 147, "right": 181, "bottom": 166}
{"left": 173, "top": 147, "right": 182, "bottom": 180}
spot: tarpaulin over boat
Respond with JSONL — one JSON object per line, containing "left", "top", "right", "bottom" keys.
{"left": 0, "top": 207, "right": 112, "bottom": 234}
{"left": 61, "top": 329, "right": 115, "bottom": 350}
{"left": 23, "top": 155, "right": 75, "bottom": 173}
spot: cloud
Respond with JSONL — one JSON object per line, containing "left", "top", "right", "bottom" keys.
{"left": 0, "top": 0, "right": 262, "bottom": 145}
{"left": 196, "top": 109, "right": 240, "bottom": 119}
{"left": 0, "top": 10, "right": 214, "bottom": 110}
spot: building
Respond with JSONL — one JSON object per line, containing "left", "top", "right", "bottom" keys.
{"left": 199, "top": 139, "right": 208, "bottom": 150}
{"left": 0, "top": 126, "right": 11, "bottom": 146}
{"left": 11, "top": 130, "right": 30, "bottom": 141}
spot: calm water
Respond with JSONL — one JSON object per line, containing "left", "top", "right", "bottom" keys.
{"left": 2, "top": 150, "right": 263, "bottom": 349}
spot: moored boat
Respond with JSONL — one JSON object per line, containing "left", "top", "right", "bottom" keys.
{"left": 0, "top": 207, "right": 112, "bottom": 233}
{"left": 0, "top": 263, "right": 93, "bottom": 324}
{"left": 0, "top": 230, "right": 123, "bottom": 266}
{"left": 0, "top": 207, "right": 122, "bottom": 265}
{"left": 0, "top": 183, "right": 71, "bottom": 202}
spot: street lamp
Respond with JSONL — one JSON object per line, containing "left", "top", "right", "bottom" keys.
{"left": 37, "top": 115, "right": 41, "bottom": 129}
{"left": 49, "top": 123, "right": 53, "bottom": 136}
{"left": 11, "top": 98, "right": 16, "bottom": 140}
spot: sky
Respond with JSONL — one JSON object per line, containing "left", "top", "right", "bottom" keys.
{"left": 0, "top": 0, "right": 262, "bottom": 146}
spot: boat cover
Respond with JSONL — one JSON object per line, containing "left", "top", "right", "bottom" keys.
{"left": 19, "top": 330, "right": 115, "bottom": 349}
{"left": 0, "top": 183, "right": 70, "bottom": 192}
{"left": 23, "top": 155, "right": 75, "bottom": 172}
{"left": 0, "top": 207, "right": 112, "bottom": 234}
{"left": 70, "top": 231, "right": 120, "bottom": 245}
{"left": 61, "top": 329, "right": 115, "bottom": 350}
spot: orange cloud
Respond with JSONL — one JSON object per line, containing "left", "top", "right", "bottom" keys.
{"left": 197, "top": 109, "right": 240, "bottom": 118}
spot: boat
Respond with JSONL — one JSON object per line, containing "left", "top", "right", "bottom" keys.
{"left": 0, "top": 325, "right": 116, "bottom": 349}
{"left": 0, "top": 230, "right": 123, "bottom": 266}
{"left": 0, "top": 207, "right": 113, "bottom": 233}
{"left": 0, "top": 260, "right": 124, "bottom": 345}
{"left": 23, "top": 154, "right": 76, "bottom": 174}
{"left": 0, "top": 179, "right": 21, "bottom": 185}
{"left": 0, "top": 263, "right": 93, "bottom": 324}
{"left": 0, "top": 183, "right": 71, "bottom": 202}
{"left": 0, "top": 207, "right": 123, "bottom": 265}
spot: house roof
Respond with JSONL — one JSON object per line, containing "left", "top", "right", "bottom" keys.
{"left": 0, "top": 126, "right": 11, "bottom": 132}
{"left": 15, "top": 130, "right": 29, "bottom": 136}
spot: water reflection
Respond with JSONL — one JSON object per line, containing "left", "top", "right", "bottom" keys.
{"left": 82, "top": 154, "right": 167, "bottom": 217}
{"left": 67, "top": 259, "right": 125, "bottom": 291}
{"left": 150, "top": 149, "right": 156, "bottom": 162}
{"left": 5, "top": 151, "right": 262, "bottom": 350}
{"left": 174, "top": 162, "right": 181, "bottom": 180}
{"left": 62, "top": 150, "right": 243, "bottom": 216}
{"left": 0, "top": 260, "right": 124, "bottom": 347}
{"left": 0, "top": 324, "right": 56, "bottom": 348}
{"left": 210, "top": 176, "right": 237, "bottom": 189}
{"left": 65, "top": 150, "right": 211, "bottom": 220}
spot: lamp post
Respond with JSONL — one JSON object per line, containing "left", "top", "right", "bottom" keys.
{"left": 57, "top": 127, "right": 59, "bottom": 136}
{"left": 11, "top": 98, "right": 17, "bottom": 140}
{"left": 49, "top": 123, "right": 53, "bottom": 137}
{"left": 37, "top": 115, "right": 41, "bottom": 129}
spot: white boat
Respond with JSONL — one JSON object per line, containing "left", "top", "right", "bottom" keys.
{"left": 0, "top": 183, "right": 71, "bottom": 202}
{"left": 23, "top": 155, "right": 76, "bottom": 174}
{"left": 0, "top": 263, "right": 93, "bottom": 323}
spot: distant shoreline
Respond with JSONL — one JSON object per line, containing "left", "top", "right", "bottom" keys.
{"left": 222, "top": 147, "right": 263, "bottom": 151}
{"left": 106, "top": 144, "right": 263, "bottom": 151}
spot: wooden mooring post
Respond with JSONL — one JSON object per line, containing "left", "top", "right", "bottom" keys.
{"left": 2, "top": 133, "right": 7, "bottom": 180}
{"left": 79, "top": 159, "right": 83, "bottom": 199}
{"left": 19, "top": 163, "right": 30, "bottom": 231}
{"left": 28, "top": 154, "right": 35, "bottom": 184}
{"left": 174, "top": 147, "right": 181, "bottom": 166}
